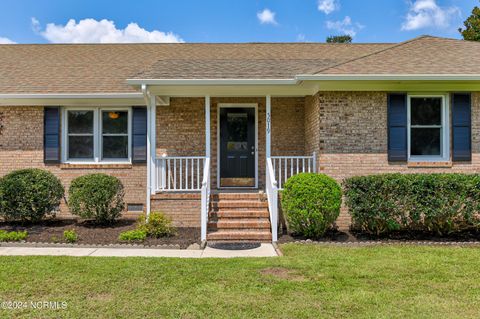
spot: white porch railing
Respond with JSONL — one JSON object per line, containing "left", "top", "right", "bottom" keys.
{"left": 156, "top": 156, "right": 207, "bottom": 192}
{"left": 271, "top": 153, "right": 316, "bottom": 189}
{"left": 266, "top": 158, "right": 278, "bottom": 242}
{"left": 200, "top": 158, "right": 211, "bottom": 242}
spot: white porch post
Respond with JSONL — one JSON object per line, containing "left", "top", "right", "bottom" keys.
{"left": 150, "top": 95, "right": 157, "bottom": 195}
{"left": 266, "top": 95, "right": 271, "bottom": 158}
{"left": 201, "top": 95, "right": 211, "bottom": 242}
{"left": 145, "top": 98, "right": 152, "bottom": 220}
{"left": 205, "top": 95, "right": 211, "bottom": 157}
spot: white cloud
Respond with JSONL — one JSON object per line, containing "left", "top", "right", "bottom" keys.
{"left": 32, "top": 18, "right": 184, "bottom": 43}
{"left": 0, "top": 37, "right": 16, "bottom": 44}
{"left": 31, "top": 17, "right": 41, "bottom": 33}
{"left": 297, "top": 34, "right": 307, "bottom": 42}
{"left": 257, "top": 9, "right": 278, "bottom": 25}
{"left": 318, "top": 0, "right": 340, "bottom": 14}
{"left": 401, "top": 0, "right": 460, "bottom": 31}
{"left": 326, "top": 16, "right": 363, "bottom": 37}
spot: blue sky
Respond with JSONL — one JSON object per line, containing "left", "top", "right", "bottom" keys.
{"left": 0, "top": 0, "right": 476, "bottom": 44}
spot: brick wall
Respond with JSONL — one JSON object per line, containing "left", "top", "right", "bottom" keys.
{"left": 271, "top": 97, "right": 306, "bottom": 156}
{"left": 0, "top": 106, "right": 147, "bottom": 219}
{"left": 311, "top": 91, "right": 480, "bottom": 230}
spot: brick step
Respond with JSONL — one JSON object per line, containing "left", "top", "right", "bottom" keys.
{"left": 207, "top": 230, "right": 272, "bottom": 242}
{"left": 211, "top": 193, "right": 266, "bottom": 201}
{"left": 209, "top": 210, "right": 269, "bottom": 219}
{"left": 208, "top": 219, "right": 271, "bottom": 230}
{"left": 212, "top": 200, "right": 268, "bottom": 209}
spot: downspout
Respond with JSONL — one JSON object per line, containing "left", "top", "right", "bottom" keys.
{"left": 142, "top": 84, "right": 152, "bottom": 221}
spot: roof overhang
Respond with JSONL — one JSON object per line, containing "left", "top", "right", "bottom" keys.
{"left": 128, "top": 75, "right": 480, "bottom": 96}
{"left": 0, "top": 93, "right": 170, "bottom": 106}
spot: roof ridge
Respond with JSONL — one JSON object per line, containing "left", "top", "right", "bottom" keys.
{"left": 311, "top": 35, "right": 432, "bottom": 75}
{"left": 0, "top": 41, "right": 395, "bottom": 46}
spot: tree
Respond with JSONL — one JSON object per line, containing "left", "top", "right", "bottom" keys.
{"left": 459, "top": 3, "right": 480, "bottom": 41}
{"left": 326, "top": 35, "right": 352, "bottom": 43}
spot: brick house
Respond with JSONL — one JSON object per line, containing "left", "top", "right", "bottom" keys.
{"left": 0, "top": 35, "right": 479, "bottom": 242}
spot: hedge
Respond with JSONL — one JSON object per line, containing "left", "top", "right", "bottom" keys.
{"left": 343, "top": 173, "right": 480, "bottom": 235}
{"left": 282, "top": 173, "right": 342, "bottom": 238}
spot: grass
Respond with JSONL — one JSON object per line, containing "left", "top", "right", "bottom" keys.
{"left": 1, "top": 244, "right": 480, "bottom": 318}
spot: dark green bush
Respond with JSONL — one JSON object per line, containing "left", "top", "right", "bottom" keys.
{"left": 0, "top": 169, "right": 64, "bottom": 222}
{"left": 68, "top": 174, "right": 125, "bottom": 224}
{"left": 343, "top": 173, "right": 480, "bottom": 236}
{"left": 0, "top": 230, "right": 28, "bottom": 242}
{"left": 137, "top": 212, "right": 177, "bottom": 238}
{"left": 281, "top": 173, "right": 342, "bottom": 238}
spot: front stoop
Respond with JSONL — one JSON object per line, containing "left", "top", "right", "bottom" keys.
{"left": 207, "top": 192, "right": 272, "bottom": 242}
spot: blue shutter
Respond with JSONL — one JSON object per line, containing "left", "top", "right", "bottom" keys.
{"left": 388, "top": 94, "right": 407, "bottom": 162}
{"left": 44, "top": 107, "right": 60, "bottom": 163}
{"left": 132, "top": 107, "right": 147, "bottom": 163}
{"left": 452, "top": 93, "right": 471, "bottom": 162}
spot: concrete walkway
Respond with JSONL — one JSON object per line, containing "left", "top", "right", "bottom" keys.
{"left": 0, "top": 243, "right": 278, "bottom": 258}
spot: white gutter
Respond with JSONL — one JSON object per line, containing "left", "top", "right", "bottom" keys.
{"left": 0, "top": 93, "right": 144, "bottom": 99}
{"left": 295, "top": 74, "right": 480, "bottom": 81}
{"left": 142, "top": 84, "right": 152, "bottom": 222}
{"left": 127, "top": 79, "right": 299, "bottom": 86}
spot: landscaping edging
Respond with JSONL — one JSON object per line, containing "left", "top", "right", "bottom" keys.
{"left": 290, "top": 239, "right": 480, "bottom": 246}
{"left": 0, "top": 241, "right": 204, "bottom": 250}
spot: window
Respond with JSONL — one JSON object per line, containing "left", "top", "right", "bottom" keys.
{"left": 101, "top": 111, "right": 129, "bottom": 160}
{"left": 408, "top": 95, "right": 449, "bottom": 161}
{"left": 67, "top": 111, "right": 94, "bottom": 159}
{"left": 64, "top": 108, "right": 131, "bottom": 163}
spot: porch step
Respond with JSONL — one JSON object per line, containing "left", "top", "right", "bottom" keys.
{"left": 208, "top": 219, "right": 271, "bottom": 230}
{"left": 212, "top": 200, "right": 268, "bottom": 209}
{"left": 207, "top": 230, "right": 272, "bottom": 242}
{"left": 207, "top": 192, "right": 272, "bottom": 242}
{"left": 209, "top": 210, "right": 269, "bottom": 219}
{"left": 211, "top": 192, "right": 266, "bottom": 201}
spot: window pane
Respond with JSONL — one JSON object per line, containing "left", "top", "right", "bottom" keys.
{"left": 411, "top": 97, "right": 442, "bottom": 125}
{"left": 68, "top": 136, "right": 94, "bottom": 159}
{"left": 102, "top": 111, "right": 128, "bottom": 134}
{"left": 68, "top": 111, "right": 93, "bottom": 134}
{"left": 411, "top": 128, "right": 441, "bottom": 156}
{"left": 103, "top": 136, "right": 128, "bottom": 159}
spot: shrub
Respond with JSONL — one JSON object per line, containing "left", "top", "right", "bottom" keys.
{"left": 68, "top": 174, "right": 125, "bottom": 224}
{"left": 0, "top": 230, "right": 28, "bottom": 242}
{"left": 281, "top": 173, "right": 342, "bottom": 238}
{"left": 63, "top": 229, "right": 78, "bottom": 243}
{"left": 119, "top": 229, "right": 147, "bottom": 242}
{"left": 343, "top": 173, "right": 480, "bottom": 236}
{"left": 0, "top": 169, "right": 64, "bottom": 222}
{"left": 137, "top": 212, "right": 177, "bottom": 238}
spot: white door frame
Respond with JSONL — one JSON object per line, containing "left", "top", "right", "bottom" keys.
{"left": 217, "top": 103, "right": 258, "bottom": 189}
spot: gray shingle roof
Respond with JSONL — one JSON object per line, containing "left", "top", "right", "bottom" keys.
{"left": 0, "top": 36, "right": 477, "bottom": 94}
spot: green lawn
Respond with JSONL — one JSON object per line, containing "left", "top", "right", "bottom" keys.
{"left": 1, "top": 244, "right": 480, "bottom": 318}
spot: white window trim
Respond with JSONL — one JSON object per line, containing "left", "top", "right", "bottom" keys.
{"left": 407, "top": 94, "right": 450, "bottom": 162}
{"left": 62, "top": 107, "right": 132, "bottom": 164}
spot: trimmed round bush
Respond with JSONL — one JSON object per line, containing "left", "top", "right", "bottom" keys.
{"left": 0, "top": 168, "right": 64, "bottom": 222}
{"left": 281, "top": 173, "right": 342, "bottom": 238}
{"left": 68, "top": 173, "right": 125, "bottom": 224}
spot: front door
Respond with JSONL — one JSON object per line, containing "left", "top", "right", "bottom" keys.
{"left": 219, "top": 107, "right": 256, "bottom": 187}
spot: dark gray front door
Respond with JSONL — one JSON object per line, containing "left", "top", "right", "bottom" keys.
{"left": 219, "top": 107, "right": 255, "bottom": 187}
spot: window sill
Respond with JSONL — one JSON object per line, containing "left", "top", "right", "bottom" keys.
{"left": 60, "top": 163, "right": 133, "bottom": 169}
{"left": 407, "top": 161, "right": 452, "bottom": 168}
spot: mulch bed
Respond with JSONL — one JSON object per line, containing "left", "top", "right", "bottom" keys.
{"left": 278, "top": 228, "right": 480, "bottom": 244}
{"left": 0, "top": 220, "right": 200, "bottom": 249}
